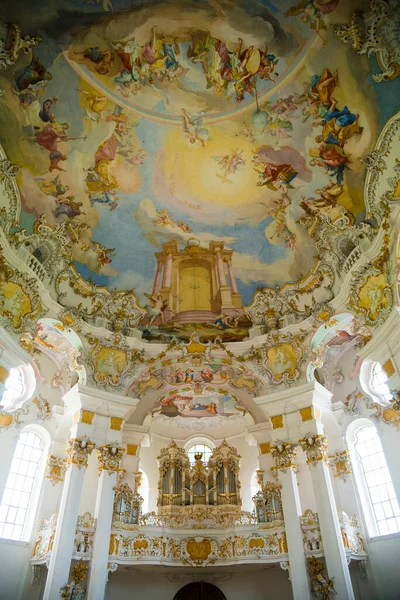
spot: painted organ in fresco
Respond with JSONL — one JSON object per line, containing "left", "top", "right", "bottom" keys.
{"left": 140, "top": 239, "right": 248, "bottom": 341}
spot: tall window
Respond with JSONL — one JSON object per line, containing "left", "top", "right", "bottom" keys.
{"left": 0, "top": 368, "right": 24, "bottom": 411}
{"left": 371, "top": 363, "right": 393, "bottom": 404}
{"left": 353, "top": 424, "right": 400, "bottom": 536}
{"left": 187, "top": 443, "right": 212, "bottom": 465}
{"left": 0, "top": 431, "right": 45, "bottom": 541}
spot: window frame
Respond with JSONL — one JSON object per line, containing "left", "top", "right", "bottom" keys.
{"left": 347, "top": 418, "right": 400, "bottom": 538}
{"left": 360, "top": 360, "right": 392, "bottom": 407}
{"left": 0, "top": 364, "right": 36, "bottom": 412}
{"left": 184, "top": 436, "right": 215, "bottom": 466}
{"left": 0, "top": 424, "right": 49, "bottom": 543}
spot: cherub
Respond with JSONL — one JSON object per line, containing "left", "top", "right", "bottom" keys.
{"left": 92, "top": 241, "right": 115, "bottom": 266}
{"left": 181, "top": 109, "right": 209, "bottom": 146}
{"left": 155, "top": 208, "right": 176, "bottom": 227}
{"left": 176, "top": 221, "right": 192, "bottom": 233}
{"left": 238, "top": 121, "right": 255, "bottom": 144}
{"left": 285, "top": 1, "right": 339, "bottom": 42}
{"left": 126, "top": 149, "right": 148, "bottom": 166}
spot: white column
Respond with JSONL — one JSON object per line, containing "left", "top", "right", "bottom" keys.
{"left": 87, "top": 445, "right": 125, "bottom": 600}
{"left": 272, "top": 442, "right": 312, "bottom": 600}
{"left": 300, "top": 435, "right": 355, "bottom": 600}
{"left": 43, "top": 437, "right": 95, "bottom": 600}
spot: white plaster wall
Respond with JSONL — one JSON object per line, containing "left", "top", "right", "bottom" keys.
{"left": 105, "top": 567, "right": 294, "bottom": 600}
{"left": 0, "top": 540, "right": 31, "bottom": 600}
{"left": 365, "top": 535, "right": 400, "bottom": 600}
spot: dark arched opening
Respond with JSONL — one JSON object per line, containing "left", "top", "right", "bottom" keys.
{"left": 173, "top": 581, "right": 227, "bottom": 600}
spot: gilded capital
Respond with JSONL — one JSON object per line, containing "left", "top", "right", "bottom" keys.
{"left": 134, "top": 471, "right": 143, "bottom": 493}
{"left": 66, "top": 436, "right": 96, "bottom": 469}
{"left": 271, "top": 440, "right": 298, "bottom": 473}
{"left": 97, "top": 444, "right": 125, "bottom": 475}
{"left": 299, "top": 433, "right": 328, "bottom": 464}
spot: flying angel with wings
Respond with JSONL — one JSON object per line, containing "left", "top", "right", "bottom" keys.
{"left": 285, "top": 0, "right": 339, "bottom": 42}
{"left": 212, "top": 149, "right": 246, "bottom": 184}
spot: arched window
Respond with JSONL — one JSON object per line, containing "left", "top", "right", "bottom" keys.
{"left": 187, "top": 443, "right": 213, "bottom": 465}
{"left": 370, "top": 363, "right": 393, "bottom": 403}
{"left": 349, "top": 421, "right": 400, "bottom": 537}
{"left": 0, "top": 427, "right": 48, "bottom": 541}
{"left": 360, "top": 360, "right": 393, "bottom": 406}
{"left": 0, "top": 368, "right": 24, "bottom": 411}
{"left": 0, "top": 365, "right": 36, "bottom": 412}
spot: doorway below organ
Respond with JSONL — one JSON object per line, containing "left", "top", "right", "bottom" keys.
{"left": 173, "top": 581, "right": 228, "bottom": 600}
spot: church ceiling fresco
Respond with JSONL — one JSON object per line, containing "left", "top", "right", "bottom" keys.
{"left": 0, "top": 0, "right": 399, "bottom": 345}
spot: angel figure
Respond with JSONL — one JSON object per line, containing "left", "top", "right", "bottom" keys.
{"left": 126, "top": 149, "right": 148, "bottom": 166}
{"left": 78, "top": 88, "right": 108, "bottom": 123}
{"left": 300, "top": 181, "right": 344, "bottom": 215}
{"left": 155, "top": 208, "right": 175, "bottom": 227}
{"left": 176, "top": 221, "right": 192, "bottom": 233}
{"left": 92, "top": 241, "right": 115, "bottom": 266}
{"left": 38, "top": 174, "right": 69, "bottom": 198}
{"left": 144, "top": 293, "right": 168, "bottom": 326}
{"left": 285, "top": 1, "right": 339, "bottom": 42}
{"left": 238, "top": 122, "right": 256, "bottom": 144}
{"left": 213, "top": 149, "right": 246, "bottom": 184}
{"left": 366, "top": 283, "right": 386, "bottom": 317}
{"left": 181, "top": 109, "right": 210, "bottom": 146}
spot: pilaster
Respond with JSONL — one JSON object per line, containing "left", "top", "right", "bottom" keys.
{"left": 300, "top": 433, "right": 355, "bottom": 600}
{"left": 271, "top": 442, "right": 312, "bottom": 600}
{"left": 87, "top": 445, "right": 125, "bottom": 600}
{"left": 42, "top": 435, "right": 95, "bottom": 600}
{"left": 256, "top": 382, "right": 355, "bottom": 600}
{"left": 43, "top": 384, "right": 139, "bottom": 599}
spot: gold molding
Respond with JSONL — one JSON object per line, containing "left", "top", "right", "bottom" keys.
{"left": 259, "top": 442, "right": 271, "bottom": 455}
{"left": 0, "top": 366, "right": 9, "bottom": 384}
{"left": 271, "top": 415, "right": 283, "bottom": 429}
{"left": 81, "top": 410, "right": 95, "bottom": 425}
{"left": 299, "top": 407, "right": 313, "bottom": 422}
{"left": 126, "top": 444, "right": 138, "bottom": 456}
{"left": 383, "top": 359, "right": 396, "bottom": 377}
{"left": 110, "top": 416, "right": 123, "bottom": 431}
{"left": 0, "top": 414, "right": 13, "bottom": 428}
